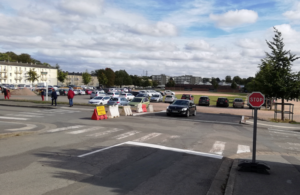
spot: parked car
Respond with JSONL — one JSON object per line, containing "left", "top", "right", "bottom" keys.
{"left": 131, "top": 91, "right": 140, "bottom": 96}
{"left": 233, "top": 98, "right": 244, "bottom": 108}
{"left": 157, "top": 91, "right": 165, "bottom": 96}
{"left": 107, "top": 92, "right": 120, "bottom": 98}
{"left": 48, "top": 90, "right": 60, "bottom": 96}
{"left": 88, "top": 96, "right": 111, "bottom": 105}
{"left": 58, "top": 88, "right": 69, "bottom": 96}
{"left": 136, "top": 93, "right": 149, "bottom": 98}
{"left": 90, "top": 91, "right": 106, "bottom": 99}
{"left": 165, "top": 90, "right": 175, "bottom": 95}
{"left": 128, "top": 97, "right": 150, "bottom": 107}
{"left": 120, "top": 93, "right": 135, "bottom": 100}
{"left": 181, "top": 94, "right": 194, "bottom": 101}
{"left": 198, "top": 96, "right": 210, "bottom": 106}
{"left": 165, "top": 95, "right": 177, "bottom": 103}
{"left": 107, "top": 97, "right": 129, "bottom": 106}
{"left": 85, "top": 89, "right": 93, "bottom": 95}
{"left": 138, "top": 90, "right": 150, "bottom": 96}
{"left": 77, "top": 89, "right": 86, "bottom": 95}
{"left": 166, "top": 100, "right": 196, "bottom": 117}
{"left": 150, "top": 94, "right": 163, "bottom": 102}
{"left": 216, "top": 97, "right": 229, "bottom": 107}
{"left": 104, "top": 88, "right": 117, "bottom": 93}
{"left": 73, "top": 90, "right": 79, "bottom": 95}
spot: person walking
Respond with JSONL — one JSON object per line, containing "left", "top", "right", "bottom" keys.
{"left": 3, "top": 88, "right": 8, "bottom": 99}
{"left": 67, "top": 87, "right": 75, "bottom": 107}
{"left": 41, "top": 89, "right": 45, "bottom": 101}
{"left": 7, "top": 89, "right": 11, "bottom": 99}
{"left": 51, "top": 89, "right": 57, "bottom": 106}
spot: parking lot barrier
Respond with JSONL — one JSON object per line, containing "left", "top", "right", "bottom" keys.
{"left": 91, "top": 109, "right": 100, "bottom": 120}
{"left": 121, "top": 106, "right": 133, "bottom": 116}
{"left": 147, "top": 105, "right": 153, "bottom": 112}
{"left": 107, "top": 105, "right": 120, "bottom": 118}
{"left": 142, "top": 104, "right": 147, "bottom": 112}
{"left": 136, "top": 103, "right": 143, "bottom": 113}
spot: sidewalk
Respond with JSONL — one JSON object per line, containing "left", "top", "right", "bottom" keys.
{"left": 224, "top": 152, "right": 300, "bottom": 195}
{"left": 245, "top": 118, "right": 300, "bottom": 130}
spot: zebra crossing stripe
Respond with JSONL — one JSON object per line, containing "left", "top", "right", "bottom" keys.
{"left": 113, "top": 131, "right": 140, "bottom": 140}
{"left": 0, "top": 116, "right": 29, "bottom": 120}
{"left": 47, "top": 125, "right": 84, "bottom": 133}
{"left": 86, "top": 128, "right": 123, "bottom": 137}
{"left": 133, "top": 133, "right": 162, "bottom": 142}
{"left": 209, "top": 141, "right": 226, "bottom": 155}
{"left": 66, "top": 127, "right": 104, "bottom": 134}
{"left": 237, "top": 145, "right": 251, "bottom": 154}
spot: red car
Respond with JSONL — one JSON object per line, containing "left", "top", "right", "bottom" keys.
{"left": 85, "top": 90, "right": 93, "bottom": 95}
{"left": 181, "top": 94, "right": 194, "bottom": 101}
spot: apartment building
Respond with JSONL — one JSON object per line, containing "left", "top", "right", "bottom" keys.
{"left": 59, "top": 72, "right": 99, "bottom": 87}
{"left": 173, "top": 75, "right": 203, "bottom": 84}
{"left": 151, "top": 74, "right": 170, "bottom": 85}
{"left": 0, "top": 61, "right": 57, "bottom": 85}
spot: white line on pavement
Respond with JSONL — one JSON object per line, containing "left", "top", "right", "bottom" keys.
{"left": 209, "top": 141, "right": 226, "bottom": 155}
{"left": 133, "top": 133, "right": 162, "bottom": 142}
{"left": 66, "top": 127, "right": 104, "bottom": 134}
{"left": 7, "top": 124, "right": 37, "bottom": 131}
{"left": 268, "top": 131, "right": 300, "bottom": 137}
{"left": 86, "top": 128, "right": 123, "bottom": 137}
{"left": 247, "top": 121, "right": 300, "bottom": 129}
{"left": 6, "top": 114, "right": 43, "bottom": 118}
{"left": 268, "top": 128, "right": 300, "bottom": 135}
{"left": 237, "top": 145, "right": 251, "bottom": 154}
{"left": 47, "top": 125, "right": 85, "bottom": 133}
{"left": 0, "top": 116, "right": 29, "bottom": 120}
{"left": 78, "top": 141, "right": 223, "bottom": 159}
{"left": 113, "top": 131, "right": 140, "bottom": 140}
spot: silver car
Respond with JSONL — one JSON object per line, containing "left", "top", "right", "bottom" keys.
{"left": 165, "top": 95, "right": 177, "bottom": 103}
{"left": 150, "top": 94, "right": 163, "bottom": 102}
{"left": 233, "top": 98, "right": 244, "bottom": 108}
{"left": 88, "top": 96, "right": 111, "bottom": 105}
{"left": 90, "top": 91, "right": 106, "bottom": 99}
{"left": 107, "top": 92, "right": 120, "bottom": 98}
{"left": 107, "top": 97, "right": 129, "bottom": 106}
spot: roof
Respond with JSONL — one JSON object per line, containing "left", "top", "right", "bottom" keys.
{"left": 0, "top": 61, "right": 56, "bottom": 69}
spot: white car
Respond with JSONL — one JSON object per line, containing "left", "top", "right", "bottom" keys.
{"left": 107, "top": 92, "right": 120, "bottom": 98}
{"left": 78, "top": 90, "right": 86, "bottom": 95}
{"left": 165, "top": 90, "right": 175, "bottom": 95}
{"left": 73, "top": 90, "right": 79, "bottom": 95}
{"left": 120, "top": 93, "right": 135, "bottom": 100}
{"left": 165, "top": 95, "right": 177, "bottom": 103}
{"left": 90, "top": 91, "right": 106, "bottom": 99}
{"left": 88, "top": 96, "right": 111, "bottom": 105}
{"left": 139, "top": 90, "right": 151, "bottom": 96}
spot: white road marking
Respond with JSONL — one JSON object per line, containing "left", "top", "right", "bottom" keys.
{"left": 209, "top": 141, "right": 226, "bottom": 155}
{"left": 288, "top": 142, "right": 300, "bottom": 146}
{"left": 247, "top": 121, "right": 299, "bottom": 129}
{"left": 47, "top": 125, "right": 84, "bottom": 133}
{"left": 6, "top": 124, "right": 37, "bottom": 131}
{"left": 66, "top": 127, "right": 104, "bottom": 134}
{"left": 161, "top": 135, "right": 180, "bottom": 143}
{"left": 133, "top": 133, "right": 162, "bottom": 142}
{"left": 6, "top": 114, "right": 43, "bottom": 118}
{"left": 78, "top": 141, "right": 223, "bottom": 159}
{"left": 268, "top": 131, "right": 300, "bottom": 137}
{"left": 87, "top": 128, "right": 123, "bottom": 137}
{"left": 237, "top": 145, "right": 251, "bottom": 154}
{"left": 113, "top": 131, "right": 140, "bottom": 140}
{"left": 268, "top": 129, "right": 300, "bottom": 135}
{"left": 0, "top": 116, "right": 29, "bottom": 120}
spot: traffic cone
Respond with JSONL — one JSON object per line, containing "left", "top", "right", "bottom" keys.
{"left": 91, "top": 109, "right": 100, "bottom": 120}
{"left": 142, "top": 104, "right": 147, "bottom": 112}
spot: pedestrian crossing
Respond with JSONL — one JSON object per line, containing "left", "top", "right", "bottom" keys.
{"left": 45, "top": 125, "right": 253, "bottom": 156}
{"left": 3, "top": 109, "right": 81, "bottom": 120}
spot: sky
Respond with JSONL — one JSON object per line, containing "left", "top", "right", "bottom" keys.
{"left": 1, "top": 0, "right": 300, "bottom": 79}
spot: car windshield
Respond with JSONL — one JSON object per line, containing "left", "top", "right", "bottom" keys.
{"left": 131, "top": 98, "right": 142, "bottom": 102}
{"left": 218, "top": 98, "right": 226, "bottom": 101}
{"left": 182, "top": 95, "right": 190, "bottom": 98}
{"left": 112, "top": 98, "right": 119, "bottom": 101}
{"left": 172, "top": 100, "right": 189, "bottom": 105}
{"left": 166, "top": 95, "right": 173, "bottom": 98}
{"left": 152, "top": 95, "right": 159, "bottom": 97}
{"left": 235, "top": 99, "right": 243, "bottom": 102}
{"left": 94, "top": 97, "right": 103, "bottom": 100}
{"left": 104, "top": 97, "right": 110, "bottom": 100}
{"left": 107, "top": 93, "right": 113, "bottom": 95}
{"left": 200, "top": 97, "right": 208, "bottom": 100}
{"left": 136, "top": 94, "right": 146, "bottom": 97}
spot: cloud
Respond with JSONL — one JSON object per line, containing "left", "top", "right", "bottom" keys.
{"left": 185, "top": 40, "right": 216, "bottom": 51}
{"left": 210, "top": 9, "right": 258, "bottom": 30}
{"left": 59, "top": 0, "right": 104, "bottom": 16}
{"left": 283, "top": 2, "right": 300, "bottom": 23}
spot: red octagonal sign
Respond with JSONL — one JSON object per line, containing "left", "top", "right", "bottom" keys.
{"left": 249, "top": 92, "right": 265, "bottom": 108}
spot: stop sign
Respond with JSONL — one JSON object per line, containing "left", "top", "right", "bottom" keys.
{"left": 249, "top": 92, "right": 265, "bottom": 108}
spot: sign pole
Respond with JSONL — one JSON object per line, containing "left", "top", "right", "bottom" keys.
{"left": 252, "top": 108, "right": 257, "bottom": 163}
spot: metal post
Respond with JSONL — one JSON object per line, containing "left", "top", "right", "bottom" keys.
{"left": 252, "top": 108, "right": 258, "bottom": 163}
{"left": 46, "top": 82, "right": 48, "bottom": 101}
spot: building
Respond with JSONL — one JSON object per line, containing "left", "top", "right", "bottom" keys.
{"left": 59, "top": 72, "right": 99, "bottom": 87}
{"left": 0, "top": 61, "right": 57, "bottom": 85}
{"left": 173, "top": 75, "right": 202, "bottom": 85}
{"left": 151, "top": 74, "right": 170, "bottom": 85}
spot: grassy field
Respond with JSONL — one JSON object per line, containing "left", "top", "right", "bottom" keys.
{"left": 163, "top": 94, "right": 247, "bottom": 107}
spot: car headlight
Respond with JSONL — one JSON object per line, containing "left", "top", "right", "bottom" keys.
{"left": 182, "top": 108, "right": 187, "bottom": 111}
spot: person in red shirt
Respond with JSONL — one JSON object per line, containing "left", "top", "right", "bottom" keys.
{"left": 67, "top": 88, "right": 75, "bottom": 107}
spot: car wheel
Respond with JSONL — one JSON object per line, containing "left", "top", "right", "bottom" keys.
{"left": 166, "top": 113, "right": 171, "bottom": 116}
{"left": 186, "top": 110, "right": 190, "bottom": 117}
{"left": 193, "top": 110, "right": 196, "bottom": 116}
{"left": 242, "top": 106, "right": 244, "bottom": 108}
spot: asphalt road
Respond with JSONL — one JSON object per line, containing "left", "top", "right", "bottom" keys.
{"left": 1, "top": 105, "right": 300, "bottom": 195}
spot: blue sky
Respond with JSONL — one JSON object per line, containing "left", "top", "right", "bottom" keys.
{"left": 0, "top": 0, "right": 300, "bottom": 79}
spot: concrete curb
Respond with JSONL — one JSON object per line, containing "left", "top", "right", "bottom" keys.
{"left": 224, "top": 159, "right": 239, "bottom": 195}
{"left": 0, "top": 103, "right": 56, "bottom": 109}
{"left": 206, "top": 158, "right": 233, "bottom": 195}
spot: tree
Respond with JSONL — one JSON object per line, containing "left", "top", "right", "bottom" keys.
{"left": 215, "top": 77, "right": 221, "bottom": 83}
{"left": 211, "top": 78, "right": 219, "bottom": 89}
{"left": 95, "top": 69, "right": 108, "bottom": 86}
{"left": 166, "top": 77, "right": 175, "bottom": 87}
{"left": 56, "top": 64, "right": 68, "bottom": 84}
{"left": 257, "top": 28, "right": 300, "bottom": 120}
{"left": 105, "top": 68, "right": 115, "bottom": 87}
{"left": 231, "top": 81, "right": 237, "bottom": 89}
{"left": 225, "top": 75, "right": 232, "bottom": 83}
{"left": 27, "top": 68, "right": 40, "bottom": 84}
{"left": 115, "top": 70, "right": 132, "bottom": 87}
{"left": 82, "top": 70, "right": 92, "bottom": 85}
{"left": 233, "top": 76, "right": 242, "bottom": 84}
{"left": 131, "top": 75, "right": 142, "bottom": 87}
{"left": 152, "top": 80, "right": 159, "bottom": 88}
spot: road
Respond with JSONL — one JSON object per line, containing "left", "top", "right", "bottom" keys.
{"left": 1, "top": 105, "right": 300, "bottom": 195}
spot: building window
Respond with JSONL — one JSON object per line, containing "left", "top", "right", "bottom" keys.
{"left": 10, "top": 73, "right": 12, "bottom": 76}
{"left": 10, "top": 79, "right": 12, "bottom": 83}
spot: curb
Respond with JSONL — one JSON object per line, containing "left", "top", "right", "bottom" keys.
{"left": 132, "top": 110, "right": 166, "bottom": 116}
{"left": 245, "top": 119, "right": 300, "bottom": 130}
{"left": 224, "top": 159, "right": 239, "bottom": 195}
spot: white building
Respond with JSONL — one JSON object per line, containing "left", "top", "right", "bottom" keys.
{"left": 0, "top": 61, "right": 57, "bottom": 86}
{"left": 151, "top": 74, "right": 170, "bottom": 85}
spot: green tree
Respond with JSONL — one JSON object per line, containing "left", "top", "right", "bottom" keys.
{"left": 27, "top": 68, "right": 40, "bottom": 84}
{"left": 152, "top": 80, "right": 159, "bottom": 88}
{"left": 211, "top": 78, "right": 219, "bottom": 89}
{"left": 115, "top": 70, "right": 132, "bottom": 87}
{"left": 215, "top": 77, "right": 221, "bottom": 83}
{"left": 166, "top": 77, "right": 175, "bottom": 87}
{"left": 225, "top": 75, "right": 232, "bottom": 83}
{"left": 18, "top": 53, "right": 32, "bottom": 63}
{"left": 257, "top": 28, "right": 300, "bottom": 120}
{"left": 56, "top": 64, "right": 68, "bottom": 84}
{"left": 130, "top": 75, "right": 142, "bottom": 87}
{"left": 231, "top": 81, "right": 237, "bottom": 89}
{"left": 233, "top": 76, "right": 242, "bottom": 84}
{"left": 95, "top": 69, "right": 108, "bottom": 86}
{"left": 105, "top": 68, "right": 115, "bottom": 87}
{"left": 82, "top": 70, "right": 92, "bottom": 85}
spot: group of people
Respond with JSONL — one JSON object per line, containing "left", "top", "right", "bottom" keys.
{"left": 1, "top": 87, "right": 11, "bottom": 100}
{"left": 40, "top": 88, "right": 75, "bottom": 107}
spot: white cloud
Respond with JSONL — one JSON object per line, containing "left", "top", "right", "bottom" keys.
{"left": 185, "top": 40, "right": 216, "bottom": 51}
{"left": 283, "top": 2, "right": 300, "bottom": 23}
{"left": 59, "top": 0, "right": 104, "bottom": 16}
{"left": 210, "top": 9, "right": 258, "bottom": 30}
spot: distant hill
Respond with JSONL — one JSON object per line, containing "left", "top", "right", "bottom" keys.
{"left": 0, "top": 51, "right": 52, "bottom": 67}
